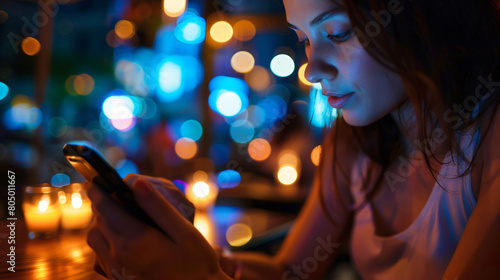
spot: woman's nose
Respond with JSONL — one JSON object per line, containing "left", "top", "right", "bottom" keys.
{"left": 304, "top": 48, "right": 338, "bottom": 84}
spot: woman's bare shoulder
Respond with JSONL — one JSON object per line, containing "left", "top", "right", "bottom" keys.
{"left": 473, "top": 102, "right": 500, "bottom": 197}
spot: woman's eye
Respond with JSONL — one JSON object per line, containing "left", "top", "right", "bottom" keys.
{"left": 296, "top": 30, "right": 353, "bottom": 47}
{"left": 296, "top": 39, "right": 310, "bottom": 46}
{"left": 327, "top": 30, "right": 353, "bottom": 43}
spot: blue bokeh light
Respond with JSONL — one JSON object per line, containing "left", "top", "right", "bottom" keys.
{"left": 174, "top": 12, "right": 206, "bottom": 44}
{"left": 180, "top": 119, "right": 203, "bottom": 141}
{"left": 0, "top": 82, "right": 9, "bottom": 101}
{"left": 230, "top": 120, "right": 255, "bottom": 143}
{"left": 157, "top": 56, "right": 203, "bottom": 102}
{"left": 209, "top": 76, "right": 249, "bottom": 96}
{"left": 248, "top": 105, "right": 266, "bottom": 127}
{"left": 257, "top": 96, "right": 287, "bottom": 126}
{"left": 3, "top": 105, "right": 42, "bottom": 130}
{"left": 217, "top": 170, "right": 241, "bottom": 188}
{"left": 115, "top": 159, "right": 139, "bottom": 179}
{"left": 51, "top": 173, "right": 70, "bottom": 187}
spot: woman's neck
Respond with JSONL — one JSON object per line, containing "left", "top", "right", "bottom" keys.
{"left": 390, "top": 99, "right": 419, "bottom": 156}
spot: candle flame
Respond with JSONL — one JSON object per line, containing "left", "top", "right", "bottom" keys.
{"left": 58, "top": 191, "right": 67, "bottom": 204}
{"left": 38, "top": 200, "right": 49, "bottom": 212}
{"left": 71, "top": 193, "right": 83, "bottom": 209}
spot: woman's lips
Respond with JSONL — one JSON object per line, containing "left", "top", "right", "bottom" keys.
{"left": 327, "top": 92, "right": 355, "bottom": 109}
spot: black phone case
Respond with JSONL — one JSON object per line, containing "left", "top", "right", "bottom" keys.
{"left": 63, "top": 143, "right": 164, "bottom": 233}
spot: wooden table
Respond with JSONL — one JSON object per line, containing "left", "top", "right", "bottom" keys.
{"left": 0, "top": 206, "right": 296, "bottom": 279}
{"left": 0, "top": 218, "right": 103, "bottom": 280}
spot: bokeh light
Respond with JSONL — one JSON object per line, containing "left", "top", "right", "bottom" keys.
{"left": 22, "top": 37, "right": 41, "bottom": 56}
{"left": 106, "top": 30, "right": 120, "bottom": 48}
{"left": 115, "top": 159, "right": 139, "bottom": 178}
{"left": 209, "top": 76, "right": 249, "bottom": 117}
{"left": 163, "top": 0, "right": 186, "bottom": 17}
{"left": 192, "top": 181, "right": 210, "bottom": 197}
{"left": 226, "top": 223, "right": 253, "bottom": 247}
{"left": 210, "top": 21, "right": 233, "bottom": 43}
{"left": 175, "top": 138, "right": 198, "bottom": 160}
{"left": 0, "top": 81, "right": 9, "bottom": 101}
{"left": 257, "top": 96, "right": 287, "bottom": 125}
{"left": 231, "top": 51, "right": 255, "bottom": 73}
{"left": 244, "top": 66, "right": 272, "bottom": 92}
{"left": 11, "top": 94, "right": 31, "bottom": 106}
{"left": 193, "top": 170, "right": 208, "bottom": 182}
{"left": 216, "top": 91, "right": 242, "bottom": 117}
{"left": 73, "top": 74, "right": 94, "bottom": 96}
{"left": 248, "top": 138, "right": 271, "bottom": 161}
{"left": 157, "top": 56, "right": 203, "bottom": 102}
{"left": 217, "top": 170, "right": 241, "bottom": 188}
{"left": 174, "top": 12, "right": 206, "bottom": 44}
{"left": 233, "top": 20, "right": 256, "bottom": 41}
{"left": 278, "top": 150, "right": 300, "bottom": 167}
{"left": 181, "top": 120, "right": 203, "bottom": 141}
{"left": 3, "top": 104, "right": 42, "bottom": 130}
{"left": 158, "top": 61, "right": 182, "bottom": 98}
{"left": 298, "top": 63, "right": 313, "bottom": 86}
{"left": 230, "top": 120, "right": 254, "bottom": 144}
{"left": 311, "top": 145, "right": 322, "bottom": 166}
{"left": 111, "top": 116, "right": 136, "bottom": 131}
{"left": 114, "top": 20, "right": 135, "bottom": 40}
{"left": 51, "top": 173, "right": 70, "bottom": 187}
{"left": 277, "top": 165, "right": 298, "bottom": 185}
{"left": 270, "top": 54, "right": 295, "bottom": 77}
{"left": 209, "top": 75, "right": 249, "bottom": 95}
{"left": 247, "top": 105, "right": 266, "bottom": 127}
{"left": 102, "top": 95, "right": 134, "bottom": 120}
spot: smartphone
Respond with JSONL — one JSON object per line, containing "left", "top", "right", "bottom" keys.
{"left": 63, "top": 142, "right": 163, "bottom": 233}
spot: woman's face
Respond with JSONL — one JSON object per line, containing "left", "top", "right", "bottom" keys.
{"left": 284, "top": 0, "right": 408, "bottom": 126}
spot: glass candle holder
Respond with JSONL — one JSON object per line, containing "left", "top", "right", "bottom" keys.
{"left": 59, "top": 183, "right": 93, "bottom": 231}
{"left": 22, "top": 184, "right": 62, "bottom": 238}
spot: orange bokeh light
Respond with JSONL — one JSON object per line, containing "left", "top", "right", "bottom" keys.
{"left": 248, "top": 138, "right": 271, "bottom": 161}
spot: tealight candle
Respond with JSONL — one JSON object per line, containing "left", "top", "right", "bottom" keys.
{"left": 23, "top": 184, "right": 62, "bottom": 238}
{"left": 60, "top": 183, "right": 93, "bottom": 230}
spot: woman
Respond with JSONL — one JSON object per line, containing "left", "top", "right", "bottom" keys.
{"left": 85, "top": 0, "right": 500, "bottom": 279}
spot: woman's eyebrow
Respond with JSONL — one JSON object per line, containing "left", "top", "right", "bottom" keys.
{"left": 287, "top": 8, "right": 344, "bottom": 30}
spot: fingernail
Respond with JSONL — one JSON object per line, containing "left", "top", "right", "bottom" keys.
{"left": 134, "top": 179, "right": 152, "bottom": 195}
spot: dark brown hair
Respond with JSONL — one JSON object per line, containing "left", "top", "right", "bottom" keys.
{"left": 318, "top": 0, "right": 500, "bottom": 216}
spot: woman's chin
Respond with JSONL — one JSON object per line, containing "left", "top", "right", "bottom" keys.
{"left": 341, "top": 110, "right": 379, "bottom": 127}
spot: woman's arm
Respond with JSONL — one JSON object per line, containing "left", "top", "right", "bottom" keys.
{"left": 223, "top": 135, "right": 356, "bottom": 280}
{"left": 442, "top": 105, "right": 500, "bottom": 279}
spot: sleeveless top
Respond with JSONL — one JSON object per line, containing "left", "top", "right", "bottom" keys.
{"left": 349, "top": 127, "right": 480, "bottom": 280}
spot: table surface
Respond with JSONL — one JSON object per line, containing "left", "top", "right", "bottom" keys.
{"left": 0, "top": 205, "right": 296, "bottom": 280}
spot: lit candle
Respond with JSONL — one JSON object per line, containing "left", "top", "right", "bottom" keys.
{"left": 23, "top": 194, "right": 61, "bottom": 233}
{"left": 60, "top": 184, "right": 93, "bottom": 230}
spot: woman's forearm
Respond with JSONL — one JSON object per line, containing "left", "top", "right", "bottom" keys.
{"left": 221, "top": 251, "right": 285, "bottom": 280}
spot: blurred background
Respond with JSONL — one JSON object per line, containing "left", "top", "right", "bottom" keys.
{"left": 0, "top": 0, "right": 359, "bottom": 279}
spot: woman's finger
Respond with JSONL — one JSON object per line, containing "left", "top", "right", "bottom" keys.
{"left": 86, "top": 181, "right": 149, "bottom": 238}
{"left": 131, "top": 178, "right": 195, "bottom": 241}
{"left": 87, "top": 225, "right": 117, "bottom": 277}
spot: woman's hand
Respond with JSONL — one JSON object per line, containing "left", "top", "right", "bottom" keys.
{"left": 85, "top": 174, "right": 231, "bottom": 280}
